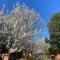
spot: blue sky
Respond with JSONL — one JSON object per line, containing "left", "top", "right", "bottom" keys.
{"left": 0, "top": 0, "right": 60, "bottom": 41}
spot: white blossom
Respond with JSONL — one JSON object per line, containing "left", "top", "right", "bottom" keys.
{"left": 0, "top": 4, "right": 45, "bottom": 53}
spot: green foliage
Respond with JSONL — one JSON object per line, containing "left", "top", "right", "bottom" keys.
{"left": 48, "top": 13, "right": 60, "bottom": 55}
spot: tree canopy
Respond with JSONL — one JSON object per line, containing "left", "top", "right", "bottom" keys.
{"left": 48, "top": 13, "right": 60, "bottom": 55}
{"left": 0, "top": 4, "right": 45, "bottom": 53}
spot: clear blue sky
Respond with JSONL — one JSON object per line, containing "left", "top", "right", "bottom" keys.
{"left": 0, "top": 0, "right": 60, "bottom": 41}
